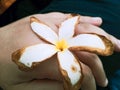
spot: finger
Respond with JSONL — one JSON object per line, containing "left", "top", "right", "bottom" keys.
{"left": 80, "top": 16, "right": 102, "bottom": 26}
{"left": 65, "top": 13, "right": 102, "bottom": 26}
{"left": 35, "top": 13, "right": 102, "bottom": 33}
{"left": 41, "top": 12, "right": 103, "bottom": 28}
{"left": 80, "top": 63, "right": 96, "bottom": 90}
{"left": 46, "top": 13, "right": 103, "bottom": 26}
{"left": 8, "top": 79, "right": 63, "bottom": 90}
{"left": 109, "top": 35, "right": 120, "bottom": 52}
{"left": 35, "top": 12, "right": 67, "bottom": 32}
{"left": 76, "top": 23, "right": 120, "bottom": 52}
{"left": 75, "top": 51, "right": 108, "bottom": 87}
{"left": 76, "top": 23, "right": 108, "bottom": 35}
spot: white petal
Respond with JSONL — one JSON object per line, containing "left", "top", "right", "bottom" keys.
{"left": 57, "top": 50, "right": 82, "bottom": 88}
{"left": 31, "top": 18, "right": 58, "bottom": 44}
{"left": 68, "top": 34, "right": 114, "bottom": 55}
{"left": 69, "top": 34, "right": 105, "bottom": 49}
{"left": 59, "top": 16, "right": 79, "bottom": 40}
{"left": 19, "top": 44, "right": 57, "bottom": 67}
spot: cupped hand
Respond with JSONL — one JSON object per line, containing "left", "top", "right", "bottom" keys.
{"left": 0, "top": 12, "right": 119, "bottom": 90}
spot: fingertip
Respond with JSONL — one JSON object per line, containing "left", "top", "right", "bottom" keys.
{"left": 117, "top": 40, "right": 120, "bottom": 52}
{"left": 103, "top": 78, "right": 109, "bottom": 87}
{"left": 98, "top": 78, "right": 108, "bottom": 87}
{"left": 91, "top": 17, "right": 103, "bottom": 26}
{"left": 105, "top": 78, "right": 109, "bottom": 87}
{"left": 110, "top": 35, "right": 120, "bottom": 52}
{"left": 79, "top": 16, "right": 103, "bottom": 26}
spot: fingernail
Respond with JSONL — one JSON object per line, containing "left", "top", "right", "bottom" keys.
{"left": 91, "top": 17, "right": 102, "bottom": 25}
{"left": 102, "top": 78, "right": 109, "bottom": 87}
{"left": 92, "top": 17, "right": 102, "bottom": 21}
{"left": 118, "top": 40, "right": 120, "bottom": 49}
{"left": 98, "top": 78, "right": 108, "bottom": 87}
{"left": 105, "top": 78, "right": 108, "bottom": 87}
{"left": 118, "top": 40, "right": 120, "bottom": 44}
{"left": 101, "top": 78, "right": 108, "bottom": 87}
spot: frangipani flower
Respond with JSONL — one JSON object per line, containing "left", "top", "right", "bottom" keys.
{"left": 12, "top": 14, "right": 114, "bottom": 90}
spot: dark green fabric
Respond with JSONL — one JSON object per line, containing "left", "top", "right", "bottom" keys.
{"left": 109, "top": 70, "right": 120, "bottom": 90}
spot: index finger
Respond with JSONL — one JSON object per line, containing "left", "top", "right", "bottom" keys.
{"left": 65, "top": 14, "right": 102, "bottom": 26}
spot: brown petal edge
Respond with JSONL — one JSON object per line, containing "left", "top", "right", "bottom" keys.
{"left": 12, "top": 47, "right": 55, "bottom": 71}
{"left": 69, "top": 34, "right": 114, "bottom": 56}
{"left": 57, "top": 53, "right": 83, "bottom": 90}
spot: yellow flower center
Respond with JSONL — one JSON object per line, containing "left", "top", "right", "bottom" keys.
{"left": 55, "top": 39, "right": 68, "bottom": 51}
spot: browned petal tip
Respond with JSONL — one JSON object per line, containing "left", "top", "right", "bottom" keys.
{"left": 62, "top": 69, "right": 83, "bottom": 90}
{"left": 59, "top": 55, "right": 83, "bottom": 90}
{"left": 12, "top": 49, "right": 32, "bottom": 71}
{"left": 12, "top": 47, "right": 56, "bottom": 71}
{"left": 69, "top": 34, "right": 114, "bottom": 56}
{"left": 30, "top": 16, "right": 40, "bottom": 23}
{"left": 67, "top": 13, "right": 80, "bottom": 20}
{"left": 99, "top": 35, "right": 114, "bottom": 56}
{"left": 70, "top": 13, "right": 80, "bottom": 17}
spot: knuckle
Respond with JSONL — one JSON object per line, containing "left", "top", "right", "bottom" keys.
{"left": 83, "top": 65, "right": 94, "bottom": 81}
{"left": 81, "top": 23, "right": 92, "bottom": 30}
{"left": 85, "top": 70, "right": 94, "bottom": 81}
{"left": 77, "top": 23, "right": 92, "bottom": 33}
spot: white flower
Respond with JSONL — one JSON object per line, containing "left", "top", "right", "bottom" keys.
{"left": 12, "top": 15, "right": 113, "bottom": 90}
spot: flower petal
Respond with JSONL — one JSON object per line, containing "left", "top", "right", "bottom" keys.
{"left": 68, "top": 34, "right": 114, "bottom": 56}
{"left": 59, "top": 15, "right": 79, "bottom": 40}
{"left": 57, "top": 50, "right": 83, "bottom": 90}
{"left": 30, "top": 17, "right": 58, "bottom": 44}
{"left": 12, "top": 44, "right": 57, "bottom": 70}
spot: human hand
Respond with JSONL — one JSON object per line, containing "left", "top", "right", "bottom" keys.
{"left": 0, "top": 12, "right": 119, "bottom": 90}
{"left": 74, "top": 18, "right": 120, "bottom": 90}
